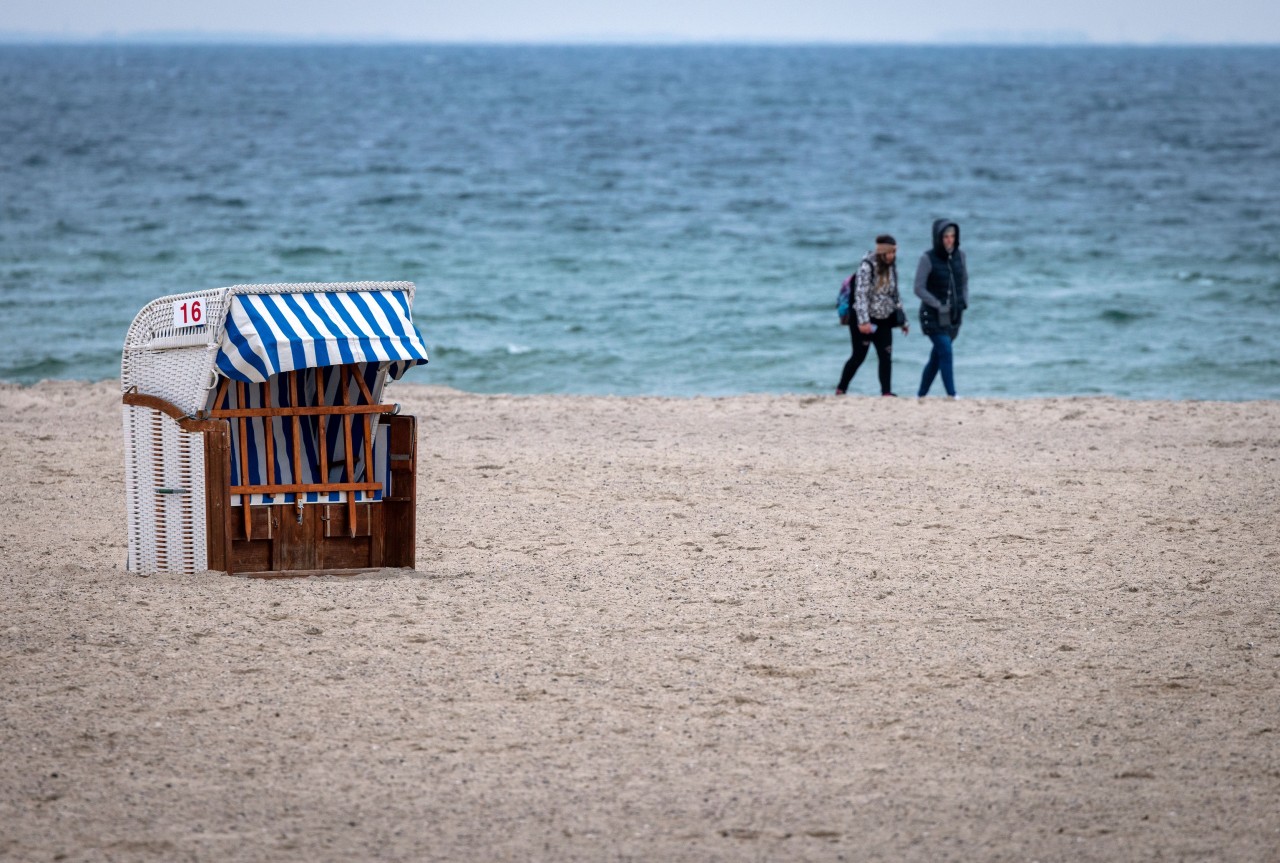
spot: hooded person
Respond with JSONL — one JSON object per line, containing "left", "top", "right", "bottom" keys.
{"left": 914, "top": 219, "right": 968, "bottom": 398}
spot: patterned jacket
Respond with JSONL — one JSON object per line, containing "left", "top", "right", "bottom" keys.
{"left": 853, "top": 252, "right": 903, "bottom": 326}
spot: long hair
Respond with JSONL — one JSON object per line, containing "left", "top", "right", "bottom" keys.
{"left": 873, "top": 234, "right": 897, "bottom": 289}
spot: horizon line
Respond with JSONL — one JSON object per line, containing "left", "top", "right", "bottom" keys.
{"left": 1, "top": 31, "right": 1279, "bottom": 48}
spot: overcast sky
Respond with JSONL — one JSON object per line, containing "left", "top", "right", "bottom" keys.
{"left": 4, "top": 0, "right": 1278, "bottom": 44}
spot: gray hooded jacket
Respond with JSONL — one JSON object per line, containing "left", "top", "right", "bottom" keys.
{"left": 914, "top": 219, "right": 968, "bottom": 334}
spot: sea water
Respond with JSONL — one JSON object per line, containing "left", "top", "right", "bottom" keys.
{"left": 1, "top": 44, "right": 1277, "bottom": 398}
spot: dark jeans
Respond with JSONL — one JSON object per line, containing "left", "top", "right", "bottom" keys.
{"left": 919, "top": 329, "right": 959, "bottom": 397}
{"left": 837, "top": 317, "right": 894, "bottom": 394}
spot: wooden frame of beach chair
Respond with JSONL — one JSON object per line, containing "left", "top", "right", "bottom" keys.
{"left": 121, "top": 282, "right": 428, "bottom": 577}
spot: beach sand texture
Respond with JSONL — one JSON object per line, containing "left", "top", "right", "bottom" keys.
{"left": 2, "top": 380, "right": 1278, "bottom": 862}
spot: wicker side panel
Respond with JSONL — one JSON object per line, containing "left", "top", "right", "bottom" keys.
{"left": 121, "top": 287, "right": 229, "bottom": 416}
{"left": 123, "top": 404, "right": 208, "bottom": 574}
{"left": 122, "top": 345, "right": 222, "bottom": 419}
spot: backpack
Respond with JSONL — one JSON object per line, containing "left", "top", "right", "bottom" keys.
{"left": 836, "top": 272, "right": 854, "bottom": 325}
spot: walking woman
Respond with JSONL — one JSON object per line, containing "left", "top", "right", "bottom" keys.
{"left": 836, "top": 234, "right": 908, "bottom": 396}
{"left": 915, "top": 219, "right": 968, "bottom": 398}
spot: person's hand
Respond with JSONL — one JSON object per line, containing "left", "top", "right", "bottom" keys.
{"left": 858, "top": 322, "right": 874, "bottom": 334}
{"left": 939, "top": 304, "right": 950, "bottom": 315}
{"left": 901, "top": 323, "right": 910, "bottom": 335}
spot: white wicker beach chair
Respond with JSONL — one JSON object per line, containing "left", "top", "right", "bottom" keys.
{"left": 121, "top": 281, "right": 428, "bottom": 576}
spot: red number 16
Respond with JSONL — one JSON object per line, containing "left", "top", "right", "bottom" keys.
{"left": 178, "top": 300, "right": 203, "bottom": 325}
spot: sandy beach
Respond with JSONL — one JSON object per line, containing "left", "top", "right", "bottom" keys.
{"left": 1, "top": 380, "right": 1277, "bottom": 862}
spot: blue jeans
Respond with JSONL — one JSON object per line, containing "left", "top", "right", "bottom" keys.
{"left": 919, "top": 330, "right": 958, "bottom": 397}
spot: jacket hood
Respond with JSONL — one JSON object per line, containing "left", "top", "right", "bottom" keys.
{"left": 931, "top": 219, "right": 960, "bottom": 257}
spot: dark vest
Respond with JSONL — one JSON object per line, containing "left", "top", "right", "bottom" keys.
{"left": 924, "top": 249, "right": 966, "bottom": 307}
{"left": 919, "top": 249, "right": 967, "bottom": 333}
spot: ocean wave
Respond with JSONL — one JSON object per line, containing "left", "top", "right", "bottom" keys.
{"left": 358, "top": 193, "right": 423, "bottom": 207}
{"left": 0, "top": 356, "right": 71, "bottom": 380}
{"left": 790, "top": 237, "right": 843, "bottom": 249}
{"left": 50, "top": 219, "right": 98, "bottom": 236}
{"left": 0, "top": 351, "right": 118, "bottom": 384}
{"left": 275, "top": 245, "right": 340, "bottom": 260}
{"left": 972, "top": 166, "right": 1016, "bottom": 181}
{"left": 185, "top": 193, "right": 248, "bottom": 208}
{"left": 389, "top": 223, "right": 433, "bottom": 237}
{"left": 727, "top": 197, "right": 784, "bottom": 213}
{"left": 62, "top": 140, "right": 100, "bottom": 157}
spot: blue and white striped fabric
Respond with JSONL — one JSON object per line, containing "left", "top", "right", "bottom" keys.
{"left": 215, "top": 289, "right": 429, "bottom": 383}
{"left": 231, "top": 427, "right": 389, "bottom": 507}
{"left": 221, "top": 365, "right": 389, "bottom": 506}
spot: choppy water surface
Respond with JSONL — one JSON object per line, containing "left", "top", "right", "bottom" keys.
{"left": 2, "top": 44, "right": 1278, "bottom": 398}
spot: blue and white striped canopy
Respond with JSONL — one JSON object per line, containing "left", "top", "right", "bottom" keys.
{"left": 215, "top": 289, "right": 429, "bottom": 383}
